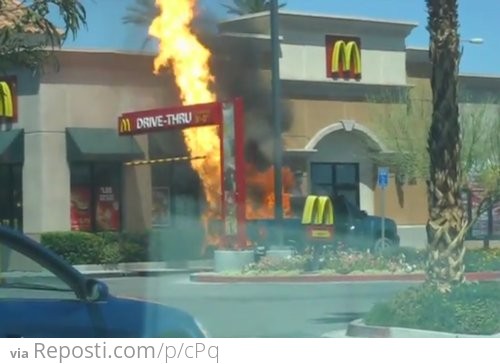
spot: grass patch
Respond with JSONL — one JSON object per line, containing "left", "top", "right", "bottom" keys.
{"left": 365, "top": 281, "right": 500, "bottom": 335}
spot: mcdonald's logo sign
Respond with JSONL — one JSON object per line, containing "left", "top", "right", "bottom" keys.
{"left": 0, "top": 77, "right": 17, "bottom": 122}
{"left": 301, "top": 195, "right": 335, "bottom": 241}
{"left": 325, "top": 35, "right": 362, "bottom": 80}
{"left": 194, "top": 110, "right": 210, "bottom": 124}
{"left": 118, "top": 117, "right": 132, "bottom": 134}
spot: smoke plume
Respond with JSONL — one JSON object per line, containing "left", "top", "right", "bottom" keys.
{"left": 192, "top": 6, "right": 293, "bottom": 171}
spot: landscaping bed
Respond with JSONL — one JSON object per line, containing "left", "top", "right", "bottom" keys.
{"left": 364, "top": 281, "right": 500, "bottom": 335}
{"left": 219, "top": 246, "right": 500, "bottom": 277}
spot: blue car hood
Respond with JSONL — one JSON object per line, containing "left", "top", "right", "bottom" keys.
{"left": 104, "top": 295, "right": 205, "bottom": 338}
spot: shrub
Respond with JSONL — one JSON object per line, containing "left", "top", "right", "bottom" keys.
{"left": 242, "top": 255, "right": 307, "bottom": 273}
{"left": 377, "top": 246, "right": 426, "bottom": 267}
{"left": 322, "top": 249, "right": 418, "bottom": 274}
{"left": 41, "top": 231, "right": 150, "bottom": 265}
{"left": 242, "top": 247, "right": 426, "bottom": 274}
{"left": 41, "top": 232, "right": 112, "bottom": 265}
{"left": 97, "top": 231, "right": 150, "bottom": 263}
{"left": 464, "top": 248, "right": 500, "bottom": 272}
{"left": 365, "top": 282, "right": 500, "bottom": 335}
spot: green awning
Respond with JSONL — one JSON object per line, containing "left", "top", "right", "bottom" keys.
{"left": 0, "top": 129, "right": 23, "bottom": 164}
{"left": 66, "top": 127, "right": 144, "bottom": 162}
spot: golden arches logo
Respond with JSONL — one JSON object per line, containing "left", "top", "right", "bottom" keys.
{"left": 331, "top": 40, "right": 361, "bottom": 77}
{"left": 119, "top": 117, "right": 132, "bottom": 133}
{"left": 0, "top": 81, "right": 15, "bottom": 118}
{"left": 301, "top": 195, "right": 335, "bottom": 240}
{"left": 301, "top": 195, "right": 335, "bottom": 225}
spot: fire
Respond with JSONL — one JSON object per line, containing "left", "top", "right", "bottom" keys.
{"left": 148, "top": 0, "right": 297, "bottom": 248}
{"left": 148, "top": 0, "right": 221, "bottom": 227}
{"left": 246, "top": 166, "right": 295, "bottom": 219}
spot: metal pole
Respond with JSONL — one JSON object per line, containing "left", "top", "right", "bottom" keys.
{"left": 381, "top": 187, "right": 385, "bottom": 244}
{"left": 270, "top": 0, "right": 283, "bottom": 246}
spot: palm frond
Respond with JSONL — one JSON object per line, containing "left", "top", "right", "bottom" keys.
{"left": 221, "top": 0, "right": 287, "bottom": 15}
{"left": 122, "top": 0, "right": 158, "bottom": 26}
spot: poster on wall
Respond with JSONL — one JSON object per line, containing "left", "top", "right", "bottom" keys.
{"left": 96, "top": 186, "right": 120, "bottom": 231}
{"left": 70, "top": 186, "right": 91, "bottom": 231}
{"left": 152, "top": 187, "right": 170, "bottom": 227}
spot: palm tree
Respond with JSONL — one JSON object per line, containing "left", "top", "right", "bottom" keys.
{"left": 122, "top": 0, "right": 158, "bottom": 27}
{"left": 425, "top": 0, "right": 467, "bottom": 290}
{"left": 0, "top": 0, "right": 86, "bottom": 72}
{"left": 222, "top": 0, "right": 286, "bottom": 16}
{"left": 122, "top": 0, "right": 219, "bottom": 48}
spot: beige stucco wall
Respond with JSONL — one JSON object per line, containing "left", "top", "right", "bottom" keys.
{"left": 23, "top": 50, "right": 179, "bottom": 235}
{"left": 280, "top": 31, "right": 408, "bottom": 86}
{"left": 17, "top": 40, "right": 500, "bottom": 238}
{"left": 281, "top": 94, "right": 431, "bottom": 225}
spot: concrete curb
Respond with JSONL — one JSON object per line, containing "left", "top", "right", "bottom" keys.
{"left": 340, "top": 319, "right": 500, "bottom": 338}
{"left": 74, "top": 261, "right": 213, "bottom": 278}
{"left": 189, "top": 271, "right": 500, "bottom": 283}
{"left": 321, "top": 330, "right": 348, "bottom": 338}
{"left": 80, "top": 268, "right": 213, "bottom": 278}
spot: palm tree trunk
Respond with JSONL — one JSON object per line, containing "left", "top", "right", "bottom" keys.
{"left": 425, "top": 0, "right": 467, "bottom": 289}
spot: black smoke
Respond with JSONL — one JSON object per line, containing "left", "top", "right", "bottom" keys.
{"left": 192, "top": 5, "right": 293, "bottom": 171}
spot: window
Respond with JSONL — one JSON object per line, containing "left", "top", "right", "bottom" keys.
{"left": 0, "top": 240, "right": 75, "bottom": 300}
{"left": 310, "top": 162, "right": 360, "bottom": 207}
{"left": 70, "top": 163, "right": 122, "bottom": 232}
{"left": 0, "top": 164, "right": 22, "bottom": 230}
{"left": 310, "top": 163, "right": 331, "bottom": 184}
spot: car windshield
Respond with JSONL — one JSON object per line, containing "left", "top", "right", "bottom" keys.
{"left": 0, "top": 242, "right": 73, "bottom": 297}
{"left": 0, "top": 0, "right": 499, "bottom": 341}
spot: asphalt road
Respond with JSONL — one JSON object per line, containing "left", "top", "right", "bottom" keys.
{"left": 102, "top": 274, "right": 417, "bottom": 338}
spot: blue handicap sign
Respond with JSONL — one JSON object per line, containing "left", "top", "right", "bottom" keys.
{"left": 378, "top": 167, "right": 389, "bottom": 188}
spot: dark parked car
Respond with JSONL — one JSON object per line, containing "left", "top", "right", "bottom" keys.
{"left": 248, "top": 194, "right": 400, "bottom": 254}
{"left": 0, "top": 226, "right": 208, "bottom": 338}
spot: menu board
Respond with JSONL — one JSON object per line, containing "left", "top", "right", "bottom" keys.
{"left": 70, "top": 186, "right": 91, "bottom": 231}
{"left": 152, "top": 187, "right": 170, "bottom": 227}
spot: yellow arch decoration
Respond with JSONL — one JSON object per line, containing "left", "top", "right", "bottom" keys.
{"left": 331, "top": 40, "right": 361, "bottom": 75}
{"left": 301, "top": 195, "right": 334, "bottom": 225}
{"left": 0, "top": 81, "right": 14, "bottom": 118}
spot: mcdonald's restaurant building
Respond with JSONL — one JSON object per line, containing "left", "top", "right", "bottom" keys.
{"left": 1, "top": 11, "right": 499, "bottom": 247}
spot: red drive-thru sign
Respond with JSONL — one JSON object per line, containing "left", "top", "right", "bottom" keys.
{"left": 118, "top": 101, "right": 223, "bottom": 135}
{"left": 118, "top": 99, "right": 247, "bottom": 250}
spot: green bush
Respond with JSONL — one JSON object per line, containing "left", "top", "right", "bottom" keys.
{"left": 377, "top": 246, "right": 426, "bottom": 266}
{"left": 97, "top": 231, "right": 149, "bottom": 262}
{"left": 41, "top": 232, "right": 114, "bottom": 265}
{"left": 243, "top": 255, "right": 308, "bottom": 273}
{"left": 323, "top": 249, "right": 412, "bottom": 273}
{"left": 464, "top": 248, "right": 500, "bottom": 272}
{"left": 365, "top": 282, "right": 500, "bottom": 335}
{"left": 41, "top": 231, "right": 150, "bottom": 265}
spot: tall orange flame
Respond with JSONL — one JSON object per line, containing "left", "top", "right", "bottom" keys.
{"left": 148, "top": 0, "right": 221, "bottom": 227}
{"left": 148, "top": 0, "right": 297, "bottom": 248}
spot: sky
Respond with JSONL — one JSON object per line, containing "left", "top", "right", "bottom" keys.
{"left": 59, "top": 0, "right": 500, "bottom": 75}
